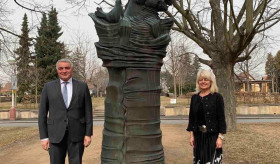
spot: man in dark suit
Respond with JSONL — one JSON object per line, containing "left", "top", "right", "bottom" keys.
{"left": 38, "top": 58, "right": 93, "bottom": 164}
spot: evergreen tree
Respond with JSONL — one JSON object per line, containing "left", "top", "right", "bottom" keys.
{"left": 161, "top": 54, "right": 201, "bottom": 94}
{"left": 191, "top": 56, "right": 201, "bottom": 80}
{"left": 273, "top": 51, "right": 280, "bottom": 92}
{"left": 35, "top": 8, "right": 67, "bottom": 93}
{"left": 178, "top": 53, "right": 192, "bottom": 94}
{"left": 265, "top": 52, "right": 280, "bottom": 92}
{"left": 15, "top": 13, "right": 32, "bottom": 98}
{"left": 192, "top": 56, "right": 201, "bottom": 75}
{"left": 46, "top": 7, "right": 66, "bottom": 80}
{"left": 35, "top": 12, "right": 48, "bottom": 93}
{"left": 160, "top": 70, "right": 173, "bottom": 93}
{"left": 183, "top": 55, "right": 201, "bottom": 93}
{"left": 265, "top": 53, "right": 276, "bottom": 78}
{"left": 274, "top": 51, "right": 280, "bottom": 71}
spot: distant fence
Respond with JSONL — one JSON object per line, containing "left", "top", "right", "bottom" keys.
{"left": 1, "top": 92, "right": 279, "bottom": 106}
{"left": 236, "top": 92, "right": 280, "bottom": 104}
{"left": 179, "top": 92, "right": 280, "bottom": 105}
{"left": 0, "top": 97, "right": 12, "bottom": 102}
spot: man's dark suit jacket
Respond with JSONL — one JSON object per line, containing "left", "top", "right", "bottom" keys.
{"left": 38, "top": 79, "right": 93, "bottom": 143}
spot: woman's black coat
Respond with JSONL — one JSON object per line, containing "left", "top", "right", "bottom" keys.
{"left": 187, "top": 92, "right": 226, "bottom": 134}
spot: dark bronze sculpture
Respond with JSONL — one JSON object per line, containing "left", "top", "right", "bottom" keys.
{"left": 89, "top": 0, "right": 173, "bottom": 163}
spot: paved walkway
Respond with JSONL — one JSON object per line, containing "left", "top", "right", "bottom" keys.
{"left": 1, "top": 115, "right": 280, "bottom": 127}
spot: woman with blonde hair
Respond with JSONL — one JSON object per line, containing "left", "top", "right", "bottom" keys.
{"left": 187, "top": 69, "right": 226, "bottom": 164}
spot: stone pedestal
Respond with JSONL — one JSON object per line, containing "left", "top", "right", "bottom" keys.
{"left": 9, "top": 107, "right": 16, "bottom": 120}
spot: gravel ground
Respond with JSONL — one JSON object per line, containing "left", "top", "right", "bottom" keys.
{"left": 0, "top": 123, "right": 279, "bottom": 164}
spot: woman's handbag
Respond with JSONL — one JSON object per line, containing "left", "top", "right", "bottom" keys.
{"left": 211, "top": 149, "right": 222, "bottom": 164}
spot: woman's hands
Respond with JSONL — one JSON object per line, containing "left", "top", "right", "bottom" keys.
{"left": 216, "top": 133, "right": 223, "bottom": 148}
{"left": 190, "top": 131, "right": 194, "bottom": 148}
{"left": 189, "top": 131, "right": 223, "bottom": 148}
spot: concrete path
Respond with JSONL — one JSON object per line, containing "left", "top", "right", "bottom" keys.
{"left": 1, "top": 115, "right": 280, "bottom": 127}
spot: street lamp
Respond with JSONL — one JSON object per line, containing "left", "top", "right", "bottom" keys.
{"left": 8, "top": 60, "right": 17, "bottom": 120}
{"left": 30, "top": 53, "right": 38, "bottom": 107}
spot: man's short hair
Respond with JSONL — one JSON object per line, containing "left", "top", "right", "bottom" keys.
{"left": 56, "top": 58, "right": 73, "bottom": 70}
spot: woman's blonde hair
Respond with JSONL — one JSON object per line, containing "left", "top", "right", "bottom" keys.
{"left": 195, "top": 69, "right": 219, "bottom": 93}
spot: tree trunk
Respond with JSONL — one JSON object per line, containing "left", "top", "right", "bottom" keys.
{"left": 179, "top": 77, "right": 182, "bottom": 96}
{"left": 97, "top": 85, "right": 99, "bottom": 97}
{"left": 214, "top": 62, "right": 236, "bottom": 131}
{"left": 272, "top": 75, "right": 275, "bottom": 93}
{"left": 276, "top": 73, "right": 279, "bottom": 93}
{"left": 247, "top": 81, "right": 250, "bottom": 92}
{"left": 173, "top": 75, "right": 177, "bottom": 99}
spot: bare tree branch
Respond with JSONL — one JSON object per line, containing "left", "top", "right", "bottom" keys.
{"left": 14, "top": 0, "right": 44, "bottom": 13}
{"left": 0, "top": 27, "right": 35, "bottom": 41}
{"left": 229, "top": 0, "right": 243, "bottom": 36}
{"left": 223, "top": 0, "right": 233, "bottom": 53}
{"left": 0, "top": 27, "right": 21, "bottom": 38}
{"left": 94, "top": 0, "right": 114, "bottom": 7}
{"left": 257, "top": 19, "right": 280, "bottom": 33}
{"left": 235, "top": 44, "right": 258, "bottom": 63}
{"left": 172, "top": 1, "right": 201, "bottom": 36}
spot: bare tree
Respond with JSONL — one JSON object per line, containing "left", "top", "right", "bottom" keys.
{"left": 235, "top": 42, "right": 267, "bottom": 92}
{"left": 0, "top": 0, "right": 14, "bottom": 36}
{"left": 68, "top": 32, "right": 99, "bottom": 82}
{"left": 164, "top": 31, "right": 195, "bottom": 98}
{"left": 165, "top": 0, "right": 280, "bottom": 130}
{"left": 15, "top": 0, "right": 280, "bottom": 130}
{"left": 266, "top": 52, "right": 278, "bottom": 92}
{"left": 0, "top": 1, "right": 15, "bottom": 73}
{"left": 0, "top": 1, "right": 40, "bottom": 79}
{"left": 235, "top": 35, "right": 268, "bottom": 76}
{"left": 0, "top": 0, "right": 42, "bottom": 38}
{"left": 164, "top": 33, "right": 182, "bottom": 99}
{"left": 0, "top": 83, "right": 2, "bottom": 102}
{"left": 0, "top": 35, "right": 18, "bottom": 82}
{"left": 92, "top": 67, "right": 108, "bottom": 97}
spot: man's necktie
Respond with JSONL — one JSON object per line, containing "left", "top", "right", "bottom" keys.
{"left": 62, "top": 82, "right": 68, "bottom": 108}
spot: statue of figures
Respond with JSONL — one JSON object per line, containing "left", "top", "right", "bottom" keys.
{"left": 89, "top": 0, "right": 173, "bottom": 163}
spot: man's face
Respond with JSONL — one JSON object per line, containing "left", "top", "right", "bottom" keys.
{"left": 57, "top": 62, "right": 73, "bottom": 81}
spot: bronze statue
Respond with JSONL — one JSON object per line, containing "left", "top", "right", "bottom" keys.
{"left": 89, "top": 0, "right": 173, "bottom": 163}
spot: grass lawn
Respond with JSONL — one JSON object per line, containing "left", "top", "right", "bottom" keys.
{"left": 0, "top": 96, "right": 191, "bottom": 110}
{"left": 91, "top": 97, "right": 105, "bottom": 108}
{"left": 1, "top": 94, "right": 279, "bottom": 110}
{"left": 0, "top": 102, "right": 39, "bottom": 110}
{"left": 0, "top": 127, "right": 38, "bottom": 149}
{"left": 0, "top": 97, "right": 106, "bottom": 110}
{"left": 161, "top": 96, "right": 191, "bottom": 106}
{"left": 0, "top": 123, "right": 279, "bottom": 163}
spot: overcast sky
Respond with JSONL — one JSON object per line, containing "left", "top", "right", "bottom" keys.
{"left": 1, "top": 0, "right": 101, "bottom": 83}
{"left": 2, "top": 0, "right": 280, "bottom": 83}
{"left": 8, "top": 0, "right": 99, "bottom": 45}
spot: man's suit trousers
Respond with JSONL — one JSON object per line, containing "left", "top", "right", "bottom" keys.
{"left": 49, "top": 130, "right": 84, "bottom": 164}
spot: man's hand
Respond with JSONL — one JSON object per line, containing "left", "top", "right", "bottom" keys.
{"left": 41, "top": 139, "right": 50, "bottom": 151}
{"left": 84, "top": 136, "right": 91, "bottom": 147}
